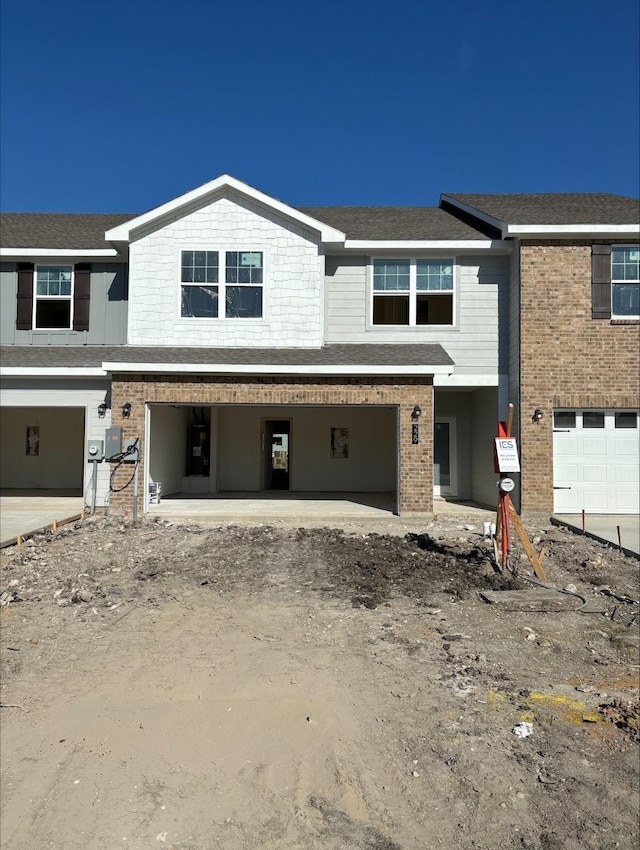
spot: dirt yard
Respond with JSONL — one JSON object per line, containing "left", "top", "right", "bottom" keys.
{"left": 1, "top": 512, "right": 638, "bottom": 850}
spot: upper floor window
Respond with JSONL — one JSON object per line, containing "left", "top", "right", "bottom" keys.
{"left": 611, "top": 247, "right": 639, "bottom": 318}
{"left": 180, "top": 250, "right": 263, "bottom": 319}
{"left": 372, "top": 258, "right": 453, "bottom": 325}
{"left": 35, "top": 265, "right": 73, "bottom": 328}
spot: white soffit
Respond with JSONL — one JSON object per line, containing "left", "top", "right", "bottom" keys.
{"left": 104, "top": 174, "right": 346, "bottom": 244}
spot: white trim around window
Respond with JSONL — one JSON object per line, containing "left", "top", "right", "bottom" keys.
{"left": 369, "top": 256, "right": 456, "bottom": 327}
{"left": 611, "top": 245, "right": 640, "bottom": 319}
{"left": 178, "top": 248, "right": 266, "bottom": 321}
{"left": 33, "top": 264, "right": 74, "bottom": 329}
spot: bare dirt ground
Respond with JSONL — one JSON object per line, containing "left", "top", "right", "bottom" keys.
{"left": 1, "top": 512, "right": 639, "bottom": 850}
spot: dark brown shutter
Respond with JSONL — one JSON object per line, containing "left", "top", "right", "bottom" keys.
{"left": 16, "top": 262, "right": 34, "bottom": 330}
{"left": 591, "top": 244, "right": 611, "bottom": 319}
{"left": 73, "top": 263, "right": 91, "bottom": 331}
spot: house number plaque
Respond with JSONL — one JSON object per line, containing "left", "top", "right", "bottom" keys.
{"left": 412, "top": 423, "right": 419, "bottom": 445}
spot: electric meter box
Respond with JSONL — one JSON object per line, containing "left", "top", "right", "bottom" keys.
{"left": 105, "top": 426, "right": 123, "bottom": 460}
{"left": 87, "top": 439, "right": 104, "bottom": 461}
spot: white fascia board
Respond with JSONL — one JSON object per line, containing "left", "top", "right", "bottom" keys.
{"left": 508, "top": 224, "right": 640, "bottom": 236}
{"left": 439, "top": 195, "right": 507, "bottom": 237}
{"left": 0, "top": 367, "right": 107, "bottom": 377}
{"left": 104, "top": 174, "right": 346, "bottom": 244}
{"left": 0, "top": 248, "right": 120, "bottom": 258}
{"left": 434, "top": 373, "right": 499, "bottom": 387}
{"left": 102, "top": 361, "right": 454, "bottom": 376}
{"left": 344, "top": 239, "right": 510, "bottom": 252}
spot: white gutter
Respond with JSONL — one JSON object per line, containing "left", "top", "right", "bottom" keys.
{"left": 344, "top": 239, "right": 510, "bottom": 251}
{"left": 102, "top": 361, "right": 454, "bottom": 376}
{"left": 0, "top": 367, "right": 107, "bottom": 377}
{"left": 0, "top": 248, "right": 120, "bottom": 258}
{"left": 507, "top": 224, "right": 640, "bottom": 236}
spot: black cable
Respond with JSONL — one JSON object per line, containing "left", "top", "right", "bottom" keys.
{"left": 109, "top": 438, "right": 140, "bottom": 493}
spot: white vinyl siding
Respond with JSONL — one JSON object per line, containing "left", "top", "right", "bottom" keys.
{"left": 325, "top": 254, "right": 508, "bottom": 374}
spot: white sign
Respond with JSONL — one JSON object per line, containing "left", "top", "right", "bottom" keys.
{"left": 495, "top": 437, "right": 520, "bottom": 473}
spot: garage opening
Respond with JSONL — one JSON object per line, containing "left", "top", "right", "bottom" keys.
{"left": 147, "top": 403, "right": 398, "bottom": 513}
{"left": 0, "top": 407, "right": 84, "bottom": 492}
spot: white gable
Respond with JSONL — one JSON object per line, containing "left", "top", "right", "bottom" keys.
{"left": 127, "top": 190, "right": 326, "bottom": 348}
{"left": 105, "top": 174, "right": 345, "bottom": 246}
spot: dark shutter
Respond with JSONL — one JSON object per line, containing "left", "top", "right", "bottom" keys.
{"left": 73, "top": 263, "right": 91, "bottom": 331}
{"left": 16, "top": 262, "right": 34, "bottom": 330}
{"left": 591, "top": 244, "right": 611, "bottom": 319}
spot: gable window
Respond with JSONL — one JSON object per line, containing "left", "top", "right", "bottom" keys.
{"left": 611, "top": 247, "right": 639, "bottom": 318}
{"left": 180, "top": 250, "right": 263, "bottom": 319}
{"left": 372, "top": 258, "right": 453, "bottom": 325}
{"left": 225, "top": 252, "right": 263, "bottom": 318}
{"left": 34, "top": 266, "right": 73, "bottom": 329}
{"left": 181, "top": 251, "right": 219, "bottom": 318}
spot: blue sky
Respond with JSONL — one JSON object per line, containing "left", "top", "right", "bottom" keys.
{"left": 1, "top": 0, "right": 638, "bottom": 212}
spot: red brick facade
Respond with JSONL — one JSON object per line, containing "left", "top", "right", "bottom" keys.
{"left": 519, "top": 240, "right": 640, "bottom": 514}
{"left": 109, "top": 375, "right": 434, "bottom": 516}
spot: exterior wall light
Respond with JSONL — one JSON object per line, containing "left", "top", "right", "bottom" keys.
{"left": 97, "top": 402, "right": 107, "bottom": 418}
{"left": 122, "top": 402, "right": 132, "bottom": 418}
{"left": 532, "top": 408, "right": 544, "bottom": 422}
{"left": 412, "top": 405, "right": 422, "bottom": 420}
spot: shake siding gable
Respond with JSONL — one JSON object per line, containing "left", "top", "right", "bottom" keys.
{"left": 127, "top": 193, "right": 324, "bottom": 348}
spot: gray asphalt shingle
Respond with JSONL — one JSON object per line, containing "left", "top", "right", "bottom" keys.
{"left": 443, "top": 193, "right": 640, "bottom": 225}
{"left": 0, "top": 344, "right": 454, "bottom": 369}
{"left": 0, "top": 213, "right": 134, "bottom": 249}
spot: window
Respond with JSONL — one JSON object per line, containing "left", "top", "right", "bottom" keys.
{"left": 611, "top": 247, "right": 639, "bottom": 318}
{"left": 181, "top": 251, "right": 219, "bottom": 318}
{"left": 34, "top": 266, "right": 73, "bottom": 328}
{"left": 225, "top": 252, "right": 263, "bottom": 318}
{"left": 180, "top": 250, "right": 263, "bottom": 319}
{"left": 554, "top": 411, "right": 576, "bottom": 428}
{"left": 372, "top": 259, "right": 453, "bottom": 325}
{"left": 615, "top": 412, "right": 638, "bottom": 429}
{"left": 583, "top": 411, "right": 605, "bottom": 429}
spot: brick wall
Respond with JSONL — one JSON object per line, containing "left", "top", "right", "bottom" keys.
{"left": 519, "top": 240, "right": 640, "bottom": 513}
{"left": 109, "top": 375, "right": 434, "bottom": 516}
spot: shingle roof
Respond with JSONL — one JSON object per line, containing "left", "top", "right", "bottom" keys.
{"left": 443, "top": 193, "right": 640, "bottom": 225}
{"left": 297, "top": 207, "right": 491, "bottom": 240}
{"left": 0, "top": 213, "right": 134, "bottom": 249}
{"left": 0, "top": 207, "right": 491, "bottom": 249}
{"left": 0, "top": 344, "right": 454, "bottom": 369}
{"left": 5, "top": 193, "right": 635, "bottom": 250}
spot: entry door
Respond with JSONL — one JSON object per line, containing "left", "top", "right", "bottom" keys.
{"left": 263, "top": 420, "right": 291, "bottom": 490}
{"left": 434, "top": 418, "right": 457, "bottom": 497}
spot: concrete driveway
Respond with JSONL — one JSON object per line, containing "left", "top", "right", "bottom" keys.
{"left": 0, "top": 490, "right": 85, "bottom": 546}
{"left": 554, "top": 513, "right": 640, "bottom": 557}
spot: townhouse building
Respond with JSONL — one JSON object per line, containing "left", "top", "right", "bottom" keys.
{"left": 1, "top": 177, "right": 638, "bottom": 517}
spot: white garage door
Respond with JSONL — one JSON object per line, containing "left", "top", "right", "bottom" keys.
{"left": 553, "top": 410, "right": 639, "bottom": 514}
